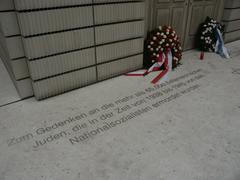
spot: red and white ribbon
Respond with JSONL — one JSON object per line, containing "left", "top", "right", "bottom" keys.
{"left": 126, "top": 48, "right": 172, "bottom": 84}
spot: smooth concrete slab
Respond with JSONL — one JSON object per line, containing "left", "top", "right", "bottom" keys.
{"left": 0, "top": 58, "right": 21, "bottom": 107}
{"left": 0, "top": 41, "right": 240, "bottom": 180}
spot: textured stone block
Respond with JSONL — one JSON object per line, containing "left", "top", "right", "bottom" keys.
{"left": 32, "top": 67, "right": 97, "bottom": 100}
{"left": 17, "top": 6, "right": 93, "bottom": 36}
{"left": 95, "top": 21, "right": 145, "bottom": 45}
{"left": 14, "top": 0, "right": 92, "bottom": 10}
{"left": 97, "top": 54, "right": 143, "bottom": 80}
{"left": 29, "top": 48, "right": 95, "bottom": 80}
{"left": 11, "top": 58, "right": 29, "bottom": 80}
{"left": 94, "top": 2, "right": 145, "bottom": 25}
{"left": 23, "top": 28, "right": 94, "bottom": 59}
{"left": 96, "top": 38, "right": 144, "bottom": 63}
{"left": 0, "top": 11, "right": 20, "bottom": 37}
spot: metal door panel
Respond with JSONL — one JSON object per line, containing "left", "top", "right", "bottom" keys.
{"left": 156, "top": 8, "right": 171, "bottom": 27}
{"left": 147, "top": 0, "right": 221, "bottom": 50}
{"left": 149, "top": 0, "right": 188, "bottom": 46}
{"left": 184, "top": 0, "right": 217, "bottom": 50}
{"left": 189, "top": 6, "right": 204, "bottom": 35}
{"left": 172, "top": 7, "right": 186, "bottom": 42}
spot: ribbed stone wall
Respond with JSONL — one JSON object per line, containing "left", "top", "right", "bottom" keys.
{"left": 0, "top": 0, "right": 145, "bottom": 100}
{"left": 223, "top": 0, "right": 240, "bottom": 42}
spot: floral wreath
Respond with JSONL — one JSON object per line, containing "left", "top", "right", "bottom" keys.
{"left": 145, "top": 25, "right": 182, "bottom": 69}
{"left": 197, "top": 16, "right": 225, "bottom": 52}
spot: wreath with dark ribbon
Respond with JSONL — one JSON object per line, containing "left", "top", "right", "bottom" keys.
{"left": 196, "top": 16, "right": 229, "bottom": 59}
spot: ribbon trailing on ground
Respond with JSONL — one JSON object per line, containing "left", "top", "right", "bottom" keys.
{"left": 126, "top": 25, "right": 182, "bottom": 84}
{"left": 126, "top": 48, "right": 172, "bottom": 84}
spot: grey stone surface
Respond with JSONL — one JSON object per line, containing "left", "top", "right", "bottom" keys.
{"left": 0, "top": 33, "right": 32, "bottom": 99}
{"left": 95, "top": 21, "right": 145, "bottom": 45}
{"left": 1, "top": 36, "right": 25, "bottom": 60}
{"left": 13, "top": 0, "right": 92, "bottom": 10}
{"left": 0, "top": 11, "right": 20, "bottom": 37}
{"left": 97, "top": 54, "right": 143, "bottom": 80}
{"left": 96, "top": 38, "right": 144, "bottom": 63}
{"left": 225, "top": 30, "right": 240, "bottom": 42}
{"left": 94, "top": 2, "right": 145, "bottom": 25}
{"left": 0, "top": 58, "right": 20, "bottom": 106}
{"left": 224, "top": 20, "right": 240, "bottom": 32}
{"left": 23, "top": 28, "right": 94, "bottom": 59}
{"left": 11, "top": 58, "right": 29, "bottom": 80}
{"left": 32, "top": 67, "right": 97, "bottom": 100}
{"left": 29, "top": 48, "right": 95, "bottom": 81}
{"left": 93, "top": 0, "right": 143, "bottom": 3}
{"left": 17, "top": 6, "right": 94, "bottom": 36}
{"left": 0, "top": 0, "right": 14, "bottom": 11}
{"left": 15, "top": 78, "right": 33, "bottom": 98}
{"left": 224, "top": 0, "right": 240, "bottom": 8}
{"left": 222, "top": 0, "right": 240, "bottom": 42}
{"left": 222, "top": 8, "right": 240, "bottom": 21}
{"left": 0, "top": 41, "right": 240, "bottom": 180}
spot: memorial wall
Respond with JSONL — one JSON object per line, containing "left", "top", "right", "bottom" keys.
{"left": 222, "top": 0, "right": 240, "bottom": 42}
{"left": 0, "top": 0, "right": 145, "bottom": 100}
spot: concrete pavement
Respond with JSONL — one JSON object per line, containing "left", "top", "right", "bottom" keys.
{"left": 0, "top": 40, "right": 240, "bottom": 180}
